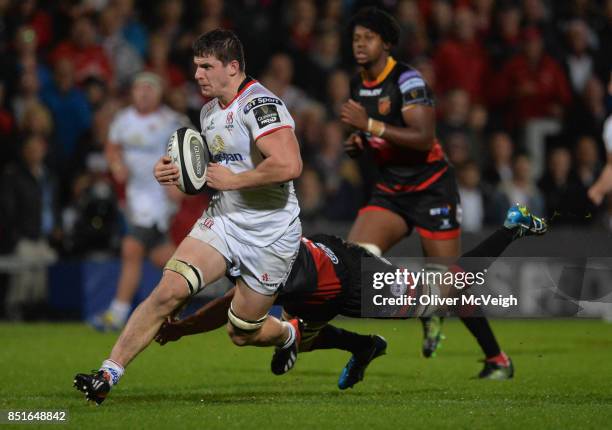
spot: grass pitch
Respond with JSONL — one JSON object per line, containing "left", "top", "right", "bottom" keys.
{"left": 1, "top": 319, "right": 611, "bottom": 429}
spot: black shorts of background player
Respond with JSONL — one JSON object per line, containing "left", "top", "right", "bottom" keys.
{"left": 339, "top": 7, "right": 510, "bottom": 376}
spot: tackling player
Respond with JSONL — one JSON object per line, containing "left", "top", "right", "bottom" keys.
{"left": 155, "top": 205, "right": 547, "bottom": 389}
{"left": 74, "top": 29, "right": 304, "bottom": 404}
{"left": 340, "top": 8, "right": 512, "bottom": 378}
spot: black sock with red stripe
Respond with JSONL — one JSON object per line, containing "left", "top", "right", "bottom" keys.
{"left": 460, "top": 317, "right": 501, "bottom": 358}
{"left": 310, "top": 324, "right": 373, "bottom": 355}
{"left": 455, "top": 228, "right": 513, "bottom": 359}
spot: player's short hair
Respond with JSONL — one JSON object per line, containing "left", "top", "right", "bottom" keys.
{"left": 348, "top": 7, "right": 401, "bottom": 46}
{"left": 192, "top": 29, "right": 246, "bottom": 72}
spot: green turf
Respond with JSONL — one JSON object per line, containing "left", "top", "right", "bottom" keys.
{"left": 1, "top": 320, "right": 611, "bottom": 429}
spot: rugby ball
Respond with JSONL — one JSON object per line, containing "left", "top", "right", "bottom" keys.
{"left": 167, "top": 127, "right": 209, "bottom": 194}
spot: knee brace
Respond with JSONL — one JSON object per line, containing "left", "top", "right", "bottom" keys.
{"left": 164, "top": 258, "right": 204, "bottom": 295}
{"left": 227, "top": 303, "right": 268, "bottom": 333}
{"left": 357, "top": 242, "right": 382, "bottom": 257}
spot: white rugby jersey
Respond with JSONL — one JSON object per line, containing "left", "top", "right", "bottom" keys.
{"left": 200, "top": 79, "right": 301, "bottom": 246}
{"left": 109, "top": 105, "right": 188, "bottom": 230}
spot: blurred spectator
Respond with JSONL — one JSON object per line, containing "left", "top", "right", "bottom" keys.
{"left": 427, "top": 0, "right": 454, "bottom": 46}
{"left": 99, "top": 4, "right": 143, "bottom": 89}
{"left": 574, "top": 135, "right": 601, "bottom": 189}
{"left": 312, "top": 121, "right": 362, "bottom": 220}
{"left": 49, "top": 15, "right": 114, "bottom": 86}
{"left": 154, "top": 0, "right": 184, "bottom": 44}
{"left": 433, "top": 6, "right": 490, "bottom": 103}
{"left": 412, "top": 56, "right": 436, "bottom": 91}
{"left": 522, "top": 0, "right": 559, "bottom": 58}
{"left": 11, "top": 68, "right": 41, "bottom": 125}
{"left": 260, "top": 53, "right": 317, "bottom": 121}
{"left": 445, "top": 132, "right": 471, "bottom": 167}
{"left": 145, "top": 32, "right": 185, "bottom": 90}
{"left": 306, "top": 28, "right": 342, "bottom": 101}
{"left": 498, "top": 153, "right": 545, "bottom": 216}
{"left": 487, "top": 2, "right": 522, "bottom": 68}
{"left": 12, "top": 26, "right": 52, "bottom": 92}
{"left": 493, "top": 26, "right": 573, "bottom": 177}
{"left": 564, "top": 76, "right": 607, "bottom": 142}
{"left": 62, "top": 153, "right": 119, "bottom": 256}
{"left": 82, "top": 77, "right": 109, "bottom": 111}
{"left": 40, "top": 58, "right": 92, "bottom": 172}
{"left": 456, "top": 160, "right": 485, "bottom": 232}
{"left": 0, "top": 81, "right": 15, "bottom": 169}
{"left": 325, "top": 68, "right": 351, "bottom": 120}
{"left": 285, "top": 0, "right": 317, "bottom": 53}
{"left": 0, "top": 81, "right": 14, "bottom": 138}
{"left": 437, "top": 88, "right": 485, "bottom": 164}
{"left": 295, "top": 166, "right": 323, "bottom": 221}
{"left": 7, "top": 0, "right": 53, "bottom": 51}
{"left": 482, "top": 131, "right": 514, "bottom": 186}
{"left": 473, "top": 0, "right": 494, "bottom": 37}
{"left": 563, "top": 19, "right": 595, "bottom": 95}
{"left": 0, "top": 135, "right": 60, "bottom": 320}
{"left": 113, "top": 0, "right": 148, "bottom": 57}
{"left": 491, "top": 27, "right": 572, "bottom": 129}
{"left": 595, "top": 0, "right": 612, "bottom": 81}
{"left": 538, "top": 146, "right": 584, "bottom": 220}
{"left": 19, "top": 101, "right": 53, "bottom": 139}
{"left": 0, "top": 0, "right": 10, "bottom": 58}
{"left": 396, "top": 0, "right": 429, "bottom": 59}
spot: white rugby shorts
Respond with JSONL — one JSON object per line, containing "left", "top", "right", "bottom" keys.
{"left": 188, "top": 211, "right": 301, "bottom": 295}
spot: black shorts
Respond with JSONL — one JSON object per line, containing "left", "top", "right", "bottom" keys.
{"left": 361, "top": 166, "right": 461, "bottom": 240}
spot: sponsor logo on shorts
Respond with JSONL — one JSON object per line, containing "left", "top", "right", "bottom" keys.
{"left": 261, "top": 273, "right": 270, "bottom": 282}
{"left": 243, "top": 97, "right": 283, "bottom": 114}
{"left": 254, "top": 105, "right": 280, "bottom": 129}
{"left": 440, "top": 218, "right": 453, "bottom": 230}
{"left": 429, "top": 205, "right": 451, "bottom": 216}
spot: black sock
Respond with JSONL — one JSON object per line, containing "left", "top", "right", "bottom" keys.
{"left": 455, "top": 228, "right": 510, "bottom": 358}
{"left": 460, "top": 317, "right": 501, "bottom": 358}
{"left": 310, "top": 324, "right": 373, "bottom": 355}
{"left": 455, "top": 227, "right": 514, "bottom": 273}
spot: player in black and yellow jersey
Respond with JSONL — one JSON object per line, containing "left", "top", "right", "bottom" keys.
{"left": 340, "top": 7, "right": 512, "bottom": 379}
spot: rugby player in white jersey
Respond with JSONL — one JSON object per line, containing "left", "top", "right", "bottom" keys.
{"left": 90, "top": 72, "right": 188, "bottom": 331}
{"left": 74, "top": 29, "right": 303, "bottom": 404}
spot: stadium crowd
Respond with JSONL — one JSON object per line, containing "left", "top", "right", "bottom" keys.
{"left": 1, "top": 0, "right": 612, "bottom": 263}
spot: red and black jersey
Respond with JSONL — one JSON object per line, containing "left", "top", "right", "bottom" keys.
{"left": 277, "top": 235, "right": 358, "bottom": 320}
{"left": 350, "top": 57, "right": 448, "bottom": 187}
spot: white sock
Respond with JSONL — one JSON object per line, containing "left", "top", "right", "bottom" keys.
{"left": 109, "top": 300, "right": 131, "bottom": 324}
{"left": 100, "top": 359, "right": 124, "bottom": 386}
{"left": 280, "top": 321, "right": 296, "bottom": 350}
